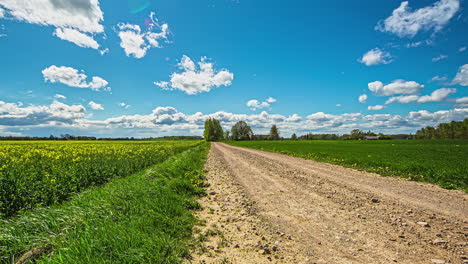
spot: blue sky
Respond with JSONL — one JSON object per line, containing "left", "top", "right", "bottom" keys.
{"left": 0, "top": 0, "right": 467, "bottom": 137}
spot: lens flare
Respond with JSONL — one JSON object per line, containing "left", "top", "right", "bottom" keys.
{"left": 128, "top": 0, "right": 151, "bottom": 14}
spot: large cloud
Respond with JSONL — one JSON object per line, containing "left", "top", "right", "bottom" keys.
{"left": 452, "top": 64, "right": 468, "bottom": 86}
{"left": 0, "top": 100, "right": 85, "bottom": 126}
{"left": 375, "top": 0, "right": 460, "bottom": 38}
{"left": 155, "top": 55, "right": 234, "bottom": 95}
{"left": 116, "top": 13, "right": 169, "bottom": 59}
{"left": 385, "top": 88, "right": 456, "bottom": 104}
{"left": 42, "top": 65, "right": 110, "bottom": 91}
{"left": 368, "top": 80, "right": 424, "bottom": 96}
{"left": 359, "top": 48, "right": 392, "bottom": 66}
{"left": 0, "top": 0, "right": 104, "bottom": 49}
{"left": 1, "top": 100, "right": 467, "bottom": 137}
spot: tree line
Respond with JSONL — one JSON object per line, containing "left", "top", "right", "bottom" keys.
{"left": 415, "top": 118, "right": 468, "bottom": 139}
{"left": 203, "top": 119, "right": 405, "bottom": 142}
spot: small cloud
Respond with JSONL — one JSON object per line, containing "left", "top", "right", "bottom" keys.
{"left": 368, "top": 105, "right": 384, "bottom": 111}
{"left": 359, "top": 48, "right": 392, "bottom": 66}
{"left": 336, "top": 104, "right": 342, "bottom": 107}
{"left": 358, "top": 94, "right": 368, "bottom": 103}
{"left": 246, "top": 97, "right": 276, "bottom": 111}
{"left": 88, "top": 101, "right": 104, "bottom": 110}
{"left": 430, "top": 75, "right": 448, "bottom": 82}
{"left": 432, "top": 54, "right": 448, "bottom": 62}
{"left": 119, "top": 102, "right": 131, "bottom": 109}
{"left": 406, "top": 41, "right": 423, "bottom": 48}
{"left": 100, "top": 48, "right": 109, "bottom": 55}
{"left": 54, "top": 94, "right": 66, "bottom": 99}
{"left": 459, "top": 46, "right": 466, "bottom": 53}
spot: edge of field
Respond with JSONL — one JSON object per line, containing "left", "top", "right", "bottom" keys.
{"left": 1, "top": 142, "right": 210, "bottom": 264}
{"left": 225, "top": 140, "right": 467, "bottom": 192}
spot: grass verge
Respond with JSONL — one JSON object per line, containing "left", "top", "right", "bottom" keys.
{"left": 0, "top": 142, "right": 210, "bottom": 263}
{"left": 227, "top": 140, "right": 468, "bottom": 191}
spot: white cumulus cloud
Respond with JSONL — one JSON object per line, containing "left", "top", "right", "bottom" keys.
{"left": 42, "top": 65, "right": 110, "bottom": 91}
{"left": 452, "top": 64, "right": 468, "bottom": 86}
{"left": 54, "top": 27, "right": 99, "bottom": 49}
{"left": 359, "top": 48, "right": 392, "bottom": 66}
{"left": 0, "top": 0, "right": 104, "bottom": 49}
{"left": 116, "top": 13, "right": 169, "bottom": 59}
{"left": 88, "top": 101, "right": 103, "bottom": 110}
{"left": 385, "top": 95, "right": 419, "bottom": 104}
{"left": 54, "top": 94, "right": 66, "bottom": 99}
{"left": 155, "top": 55, "right": 234, "bottom": 95}
{"left": 0, "top": 100, "right": 85, "bottom": 126}
{"left": 375, "top": 0, "right": 460, "bottom": 38}
{"left": 455, "top": 97, "right": 468, "bottom": 104}
{"left": 417, "top": 88, "right": 456, "bottom": 103}
{"left": 368, "top": 80, "right": 424, "bottom": 96}
{"left": 385, "top": 88, "right": 456, "bottom": 104}
{"left": 368, "top": 105, "right": 384, "bottom": 111}
{"left": 247, "top": 97, "right": 276, "bottom": 111}
{"left": 358, "top": 94, "right": 368, "bottom": 103}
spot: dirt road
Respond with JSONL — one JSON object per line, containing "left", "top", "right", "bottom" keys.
{"left": 189, "top": 143, "right": 467, "bottom": 264}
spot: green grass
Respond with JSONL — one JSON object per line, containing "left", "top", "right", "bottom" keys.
{"left": 0, "top": 142, "right": 210, "bottom": 263}
{"left": 228, "top": 140, "right": 468, "bottom": 191}
{"left": 0, "top": 140, "right": 201, "bottom": 218}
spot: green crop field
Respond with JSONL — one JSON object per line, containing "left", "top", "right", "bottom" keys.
{"left": 0, "top": 140, "right": 209, "bottom": 263}
{"left": 228, "top": 140, "right": 468, "bottom": 191}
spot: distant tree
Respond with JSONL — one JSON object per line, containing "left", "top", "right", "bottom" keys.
{"left": 224, "top": 130, "right": 230, "bottom": 141}
{"left": 231, "top": 121, "right": 253, "bottom": 141}
{"left": 268, "top": 125, "right": 280, "bottom": 140}
{"left": 204, "top": 118, "right": 224, "bottom": 141}
{"left": 350, "top": 129, "right": 364, "bottom": 140}
{"left": 415, "top": 118, "right": 468, "bottom": 139}
{"left": 291, "top": 133, "right": 297, "bottom": 140}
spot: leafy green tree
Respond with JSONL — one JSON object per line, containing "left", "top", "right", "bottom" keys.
{"left": 268, "top": 125, "right": 280, "bottom": 140}
{"left": 350, "top": 129, "right": 364, "bottom": 140}
{"left": 291, "top": 133, "right": 297, "bottom": 140}
{"left": 231, "top": 121, "right": 253, "bottom": 141}
{"left": 203, "top": 118, "right": 224, "bottom": 141}
{"left": 415, "top": 118, "right": 468, "bottom": 139}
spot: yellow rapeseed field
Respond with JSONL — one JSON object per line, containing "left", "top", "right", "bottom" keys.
{"left": 0, "top": 140, "right": 201, "bottom": 217}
